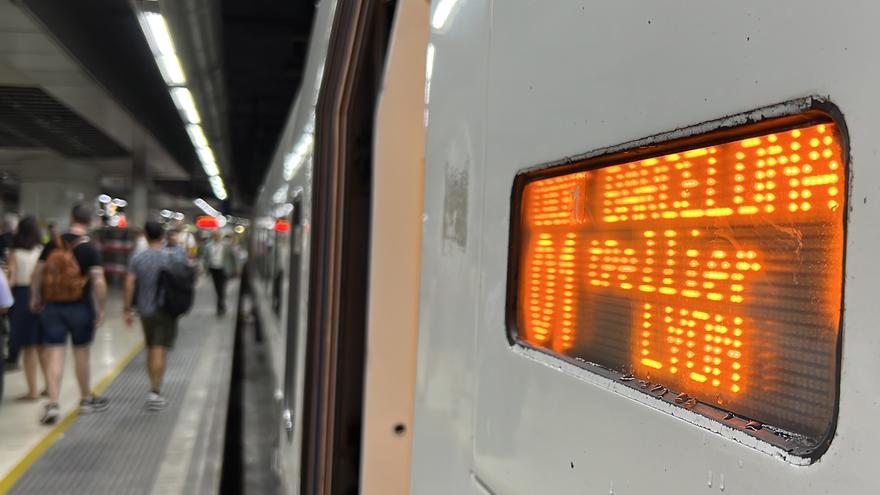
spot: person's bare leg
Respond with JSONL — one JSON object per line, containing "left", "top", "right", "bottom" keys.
{"left": 73, "top": 346, "right": 91, "bottom": 400}
{"left": 44, "top": 346, "right": 65, "bottom": 404}
{"left": 38, "top": 345, "right": 48, "bottom": 392}
{"left": 147, "top": 347, "right": 167, "bottom": 393}
{"left": 22, "top": 347, "right": 38, "bottom": 397}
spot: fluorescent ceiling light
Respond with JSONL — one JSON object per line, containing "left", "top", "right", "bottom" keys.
{"left": 157, "top": 54, "right": 186, "bottom": 85}
{"left": 143, "top": 12, "right": 175, "bottom": 56}
{"left": 209, "top": 176, "right": 228, "bottom": 201}
{"left": 139, "top": 9, "right": 224, "bottom": 201}
{"left": 170, "top": 87, "right": 201, "bottom": 124}
{"left": 186, "top": 124, "right": 208, "bottom": 148}
{"left": 209, "top": 175, "right": 226, "bottom": 191}
{"left": 200, "top": 158, "right": 220, "bottom": 177}
{"left": 197, "top": 147, "right": 220, "bottom": 176}
{"left": 212, "top": 188, "right": 227, "bottom": 202}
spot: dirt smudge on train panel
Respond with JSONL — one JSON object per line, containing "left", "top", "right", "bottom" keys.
{"left": 442, "top": 135, "right": 471, "bottom": 253}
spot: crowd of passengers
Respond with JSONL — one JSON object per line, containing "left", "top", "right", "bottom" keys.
{"left": 0, "top": 205, "right": 239, "bottom": 424}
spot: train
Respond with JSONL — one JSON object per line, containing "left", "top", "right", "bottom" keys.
{"left": 245, "top": 0, "right": 877, "bottom": 493}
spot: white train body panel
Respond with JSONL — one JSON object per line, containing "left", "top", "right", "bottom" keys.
{"left": 412, "top": 1, "right": 879, "bottom": 494}
{"left": 249, "top": 1, "right": 880, "bottom": 493}
{"left": 250, "top": 1, "right": 337, "bottom": 492}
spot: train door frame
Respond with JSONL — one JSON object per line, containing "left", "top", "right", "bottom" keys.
{"left": 299, "top": 0, "right": 396, "bottom": 493}
{"left": 358, "top": 0, "right": 430, "bottom": 492}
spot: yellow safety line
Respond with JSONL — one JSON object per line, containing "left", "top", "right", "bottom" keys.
{"left": 0, "top": 340, "right": 145, "bottom": 495}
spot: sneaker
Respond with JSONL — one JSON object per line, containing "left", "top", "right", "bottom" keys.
{"left": 79, "top": 395, "right": 110, "bottom": 414}
{"left": 146, "top": 392, "right": 167, "bottom": 411}
{"left": 40, "top": 403, "right": 60, "bottom": 425}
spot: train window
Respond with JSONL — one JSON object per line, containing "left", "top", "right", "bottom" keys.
{"left": 509, "top": 109, "right": 846, "bottom": 455}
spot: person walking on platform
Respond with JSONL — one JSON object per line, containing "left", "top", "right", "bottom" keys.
{"left": 0, "top": 267, "right": 14, "bottom": 400}
{"left": 165, "top": 226, "right": 188, "bottom": 262}
{"left": 1, "top": 215, "right": 18, "bottom": 371}
{"left": 7, "top": 216, "right": 47, "bottom": 400}
{"left": 31, "top": 205, "right": 109, "bottom": 425}
{"left": 123, "top": 222, "right": 178, "bottom": 411}
{"left": 201, "top": 230, "right": 236, "bottom": 316}
{"left": 43, "top": 222, "right": 57, "bottom": 246}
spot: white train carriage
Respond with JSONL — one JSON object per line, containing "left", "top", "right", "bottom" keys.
{"left": 247, "top": 1, "right": 877, "bottom": 493}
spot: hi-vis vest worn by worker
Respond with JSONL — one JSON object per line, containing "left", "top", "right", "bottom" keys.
{"left": 42, "top": 235, "right": 88, "bottom": 303}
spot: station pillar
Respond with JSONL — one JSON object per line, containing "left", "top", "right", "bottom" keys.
{"left": 18, "top": 160, "right": 101, "bottom": 230}
{"left": 129, "top": 145, "right": 148, "bottom": 228}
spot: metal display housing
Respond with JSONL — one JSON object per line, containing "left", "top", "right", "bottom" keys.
{"left": 504, "top": 98, "right": 848, "bottom": 461}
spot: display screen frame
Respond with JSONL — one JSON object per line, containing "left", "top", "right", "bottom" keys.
{"left": 504, "top": 98, "right": 848, "bottom": 461}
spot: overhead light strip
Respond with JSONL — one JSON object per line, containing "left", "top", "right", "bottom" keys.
{"left": 137, "top": 3, "right": 227, "bottom": 201}
{"left": 169, "top": 87, "right": 201, "bottom": 124}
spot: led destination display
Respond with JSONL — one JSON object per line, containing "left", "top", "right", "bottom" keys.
{"left": 516, "top": 121, "right": 845, "bottom": 440}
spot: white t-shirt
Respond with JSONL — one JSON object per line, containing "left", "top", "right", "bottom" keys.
{"left": 209, "top": 243, "right": 224, "bottom": 268}
{"left": 11, "top": 246, "right": 42, "bottom": 287}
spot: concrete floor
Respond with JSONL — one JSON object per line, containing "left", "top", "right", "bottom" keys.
{"left": 4, "top": 282, "right": 236, "bottom": 494}
{"left": 0, "top": 292, "right": 143, "bottom": 483}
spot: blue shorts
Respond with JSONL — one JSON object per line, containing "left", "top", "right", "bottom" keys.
{"left": 41, "top": 302, "right": 95, "bottom": 347}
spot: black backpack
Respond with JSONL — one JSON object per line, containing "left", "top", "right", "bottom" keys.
{"left": 156, "top": 255, "right": 196, "bottom": 318}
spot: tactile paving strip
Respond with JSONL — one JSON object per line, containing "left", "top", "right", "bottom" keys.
{"left": 9, "top": 299, "right": 232, "bottom": 495}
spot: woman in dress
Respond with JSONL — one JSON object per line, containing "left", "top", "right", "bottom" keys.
{"left": 7, "top": 216, "right": 46, "bottom": 400}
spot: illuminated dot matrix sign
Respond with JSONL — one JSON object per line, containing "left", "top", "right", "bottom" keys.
{"left": 517, "top": 122, "right": 844, "bottom": 440}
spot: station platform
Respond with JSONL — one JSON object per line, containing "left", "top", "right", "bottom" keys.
{"left": 0, "top": 281, "right": 237, "bottom": 494}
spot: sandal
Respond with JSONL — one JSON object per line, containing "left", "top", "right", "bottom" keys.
{"left": 16, "top": 394, "right": 40, "bottom": 402}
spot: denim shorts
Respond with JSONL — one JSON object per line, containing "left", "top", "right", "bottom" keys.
{"left": 41, "top": 302, "right": 95, "bottom": 347}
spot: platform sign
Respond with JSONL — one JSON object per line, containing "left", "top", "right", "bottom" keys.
{"left": 196, "top": 215, "right": 219, "bottom": 229}
{"left": 515, "top": 121, "right": 845, "bottom": 439}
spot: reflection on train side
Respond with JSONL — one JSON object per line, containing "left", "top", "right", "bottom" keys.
{"left": 253, "top": 213, "right": 292, "bottom": 317}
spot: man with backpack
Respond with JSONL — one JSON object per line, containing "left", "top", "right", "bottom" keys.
{"left": 123, "top": 221, "right": 194, "bottom": 410}
{"left": 30, "top": 205, "right": 109, "bottom": 425}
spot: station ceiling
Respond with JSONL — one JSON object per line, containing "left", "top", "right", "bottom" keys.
{"left": 16, "top": 0, "right": 205, "bottom": 198}
{"left": 0, "top": 86, "right": 127, "bottom": 157}
{"left": 14, "top": 0, "right": 318, "bottom": 207}
{"left": 221, "top": 0, "right": 316, "bottom": 204}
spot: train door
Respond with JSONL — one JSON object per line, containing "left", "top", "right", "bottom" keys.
{"left": 298, "top": 0, "right": 396, "bottom": 493}
{"left": 358, "top": 0, "right": 429, "bottom": 493}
